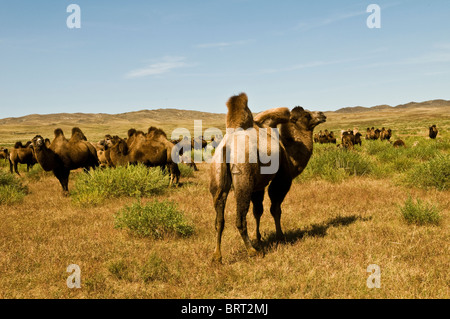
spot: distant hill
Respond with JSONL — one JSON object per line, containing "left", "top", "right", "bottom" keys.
{"left": 1, "top": 99, "right": 449, "bottom": 125}
{"left": 0, "top": 108, "right": 226, "bottom": 126}
{"left": 334, "top": 99, "right": 450, "bottom": 113}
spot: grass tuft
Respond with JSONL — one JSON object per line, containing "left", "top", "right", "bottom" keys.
{"left": 400, "top": 196, "right": 442, "bottom": 225}
{"left": 72, "top": 164, "right": 170, "bottom": 205}
{"left": 0, "top": 171, "right": 28, "bottom": 205}
{"left": 114, "top": 200, "right": 194, "bottom": 239}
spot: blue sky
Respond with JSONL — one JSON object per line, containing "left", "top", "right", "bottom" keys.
{"left": 1, "top": 0, "right": 449, "bottom": 118}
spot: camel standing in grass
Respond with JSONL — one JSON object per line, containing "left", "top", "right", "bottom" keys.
{"left": 209, "top": 93, "right": 326, "bottom": 263}
{"left": 429, "top": 125, "right": 438, "bottom": 139}
{"left": 9, "top": 141, "right": 37, "bottom": 175}
{"left": 0, "top": 147, "right": 9, "bottom": 162}
{"left": 31, "top": 128, "right": 99, "bottom": 194}
{"left": 108, "top": 127, "right": 180, "bottom": 186}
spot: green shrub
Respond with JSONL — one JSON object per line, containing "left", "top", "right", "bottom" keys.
{"left": 72, "top": 164, "right": 169, "bottom": 205}
{"left": 400, "top": 196, "right": 442, "bottom": 225}
{"left": 114, "top": 200, "right": 194, "bottom": 239}
{"left": 0, "top": 171, "right": 28, "bottom": 205}
{"left": 405, "top": 154, "right": 450, "bottom": 191}
{"left": 298, "top": 146, "right": 374, "bottom": 183}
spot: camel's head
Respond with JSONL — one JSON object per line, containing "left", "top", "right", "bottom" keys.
{"left": 289, "top": 106, "right": 326, "bottom": 130}
{"left": 32, "top": 135, "right": 46, "bottom": 149}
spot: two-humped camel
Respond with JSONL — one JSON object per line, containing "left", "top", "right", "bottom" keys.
{"left": 209, "top": 93, "right": 326, "bottom": 263}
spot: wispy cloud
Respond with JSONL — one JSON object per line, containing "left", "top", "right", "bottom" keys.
{"left": 195, "top": 40, "right": 252, "bottom": 49}
{"left": 125, "top": 56, "right": 189, "bottom": 78}
{"left": 258, "top": 56, "right": 372, "bottom": 75}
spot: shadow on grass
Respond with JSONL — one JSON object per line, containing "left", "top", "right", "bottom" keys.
{"left": 259, "top": 215, "right": 372, "bottom": 253}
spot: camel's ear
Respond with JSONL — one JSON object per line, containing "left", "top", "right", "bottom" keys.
{"left": 254, "top": 107, "right": 290, "bottom": 128}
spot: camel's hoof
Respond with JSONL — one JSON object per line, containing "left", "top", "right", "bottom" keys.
{"left": 62, "top": 191, "right": 70, "bottom": 197}
{"left": 211, "top": 255, "right": 223, "bottom": 265}
{"left": 247, "top": 247, "right": 259, "bottom": 258}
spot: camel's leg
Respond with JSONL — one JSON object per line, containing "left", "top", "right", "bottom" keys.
{"left": 26, "top": 164, "right": 30, "bottom": 172}
{"left": 212, "top": 189, "right": 229, "bottom": 263}
{"left": 251, "top": 190, "right": 265, "bottom": 244}
{"left": 14, "top": 162, "right": 20, "bottom": 176}
{"left": 235, "top": 188, "right": 258, "bottom": 257}
{"left": 268, "top": 173, "right": 292, "bottom": 242}
{"left": 210, "top": 163, "right": 232, "bottom": 263}
{"left": 9, "top": 160, "right": 14, "bottom": 174}
{"left": 56, "top": 170, "right": 70, "bottom": 196}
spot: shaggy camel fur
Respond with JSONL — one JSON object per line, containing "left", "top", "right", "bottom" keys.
{"left": 9, "top": 141, "right": 37, "bottom": 175}
{"left": 108, "top": 127, "right": 180, "bottom": 186}
{"left": 429, "top": 125, "right": 438, "bottom": 139}
{"left": 209, "top": 93, "right": 326, "bottom": 262}
{"left": 31, "top": 128, "right": 99, "bottom": 194}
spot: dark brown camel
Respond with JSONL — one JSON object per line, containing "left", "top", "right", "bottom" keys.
{"left": 108, "top": 127, "right": 180, "bottom": 186}
{"left": 31, "top": 128, "right": 99, "bottom": 194}
{"left": 429, "top": 125, "right": 438, "bottom": 139}
{"left": 209, "top": 93, "right": 326, "bottom": 263}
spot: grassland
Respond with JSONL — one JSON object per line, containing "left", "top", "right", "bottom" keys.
{"left": 0, "top": 104, "right": 448, "bottom": 299}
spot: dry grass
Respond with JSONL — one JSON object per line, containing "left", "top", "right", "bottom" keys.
{"left": 0, "top": 105, "right": 449, "bottom": 299}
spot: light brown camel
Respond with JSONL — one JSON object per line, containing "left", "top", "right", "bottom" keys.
{"left": 31, "top": 128, "right": 99, "bottom": 194}
{"left": 9, "top": 141, "right": 37, "bottom": 175}
{"left": 209, "top": 93, "right": 326, "bottom": 263}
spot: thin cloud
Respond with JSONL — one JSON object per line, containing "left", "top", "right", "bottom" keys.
{"left": 195, "top": 40, "right": 252, "bottom": 49}
{"left": 125, "top": 56, "right": 189, "bottom": 78}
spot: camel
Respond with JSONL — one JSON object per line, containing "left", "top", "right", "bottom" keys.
{"left": 1, "top": 147, "right": 9, "bottom": 163}
{"left": 393, "top": 139, "right": 406, "bottom": 148}
{"left": 429, "top": 125, "right": 438, "bottom": 139}
{"left": 171, "top": 136, "right": 199, "bottom": 171}
{"left": 9, "top": 141, "right": 37, "bottom": 175}
{"left": 108, "top": 127, "right": 180, "bottom": 186}
{"left": 31, "top": 128, "right": 99, "bottom": 194}
{"left": 380, "top": 128, "right": 392, "bottom": 141}
{"left": 209, "top": 93, "right": 326, "bottom": 263}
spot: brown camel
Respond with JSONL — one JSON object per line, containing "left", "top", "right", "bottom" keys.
{"left": 380, "top": 128, "right": 392, "bottom": 141}
{"left": 1, "top": 147, "right": 9, "bottom": 163}
{"left": 108, "top": 127, "right": 180, "bottom": 186}
{"left": 393, "top": 139, "right": 406, "bottom": 148}
{"left": 429, "top": 125, "right": 438, "bottom": 139}
{"left": 209, "top": 93, "right": 326, "bottom": 262}
{"left": 31, "top": 128, "right": 99, "bottom": 194}
{"left": 9, "top": 141, "right": 37, "bottom": 175}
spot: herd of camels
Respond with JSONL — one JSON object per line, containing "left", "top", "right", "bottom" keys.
{"left": 0, "top": 93, "right": 441, "bottom": 262}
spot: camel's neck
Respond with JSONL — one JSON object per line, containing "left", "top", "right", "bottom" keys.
{"left": 279, "top": 124, "right": 315, "bottom": 178}
{"left": 34, "top": 146, "right": 58, "bottom": 172}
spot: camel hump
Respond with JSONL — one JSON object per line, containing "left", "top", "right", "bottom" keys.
{"left": 226, "top": 92, "right": 253, "bottom": 129}
{"left": 54, "top": 128, "right": 65, "bottom": 138}
{"left": 71, "top": 127, "right": 87, "bottom": 141}
{"left": 128, "top": 128, "right": 137, "bottom": 138}
{"left": 147, "top": 126, "right": 167, "bottom": 139}
{"left": 254, "top": 107, "right": 290, "bottom": 128}
{"left": 14, "top": 141, "right": 24, "bottom": 149}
